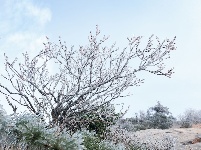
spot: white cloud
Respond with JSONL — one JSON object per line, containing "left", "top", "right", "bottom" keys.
{"left": 2, "top": 0, "right": 51, "bottom": 30}
{"left": 0, "top": 0, "right": 52, "bottom": 79}
{"left": 0, "top": 0, "right": 52, "bottom": 53}
{"left": 6, "top": 32, "right": 46, "bottom": 54}
{"left": 24, "top": 2, "right": 51, "bottom": 27}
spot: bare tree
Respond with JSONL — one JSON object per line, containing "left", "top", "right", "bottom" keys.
{"left": 0, "top": 26, "right": 176, "bottom": 132}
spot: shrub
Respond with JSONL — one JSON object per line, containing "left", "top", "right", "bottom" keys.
{"left": 75, "top": 103, "right": 122, "bottom": 139}
{"left": 0, "top": 105, "right": 125, "bottom": 150}
{"left": 83, "top": 131, "right": 125, "bottom": 150}
{"left": 178, "top": 108, "right": 201, "bottom": 128}
{"left": 0, "top": 103, "right": 180, "bottom": 150}
{"left": 118, "top": 101, "right": 175, "bottom": 131}
{"left": 0, "top": 108, "right": 84, "bottom": 150}
{"left": 180, "top": 120, "right": 192, "bottom": 128}
{"left": 146, "top": 101, "right": 175, "bottom": 129}
{"left": 117, "top": 116, "right": 147, "bottom": 132}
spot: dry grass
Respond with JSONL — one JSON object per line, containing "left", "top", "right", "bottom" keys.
{"left": 192, "top": 124, "right": 201, "bottom": 129}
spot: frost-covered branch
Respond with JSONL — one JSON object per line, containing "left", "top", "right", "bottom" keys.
{"left": 0, "top": 26, "right": 176, "bottom": 132}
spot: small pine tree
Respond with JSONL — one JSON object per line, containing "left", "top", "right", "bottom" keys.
{"left": 146, "top": 101, "right": 175, "bottom": 129}
{"left": 117, "top": 102, "right": 175, "bottom": 131}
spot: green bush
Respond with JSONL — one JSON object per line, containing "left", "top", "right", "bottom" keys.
{"left": 118, "top": 101, "right": 175, "bottom": 131}
{"left": 82, "top": 103, "right": 122, "bottom": 139}
{"left": 0, "top": 110, "right": 83, "bottom": 150}
{"left": 83, "top": 131, "right": 124, "bottom": 150}
{"left": 146, "top": 102, "right": 175, "bottom": 129}
{"left": 180, "top": 120, "right": 192, "bottom": 128}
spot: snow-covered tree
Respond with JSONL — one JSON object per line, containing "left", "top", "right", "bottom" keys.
{"left": 146, "top": 101, "right": 175, "bottom": 129}
{"left": 0, "top": 26, "right": 176, "bottom": 133}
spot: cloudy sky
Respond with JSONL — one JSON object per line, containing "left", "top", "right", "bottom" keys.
{"left": 0, "top": 0, "right": 201, "bottom": 118}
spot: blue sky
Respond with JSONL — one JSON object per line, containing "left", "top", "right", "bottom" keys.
{"left": 0, "top": 0, "right": 201, "bottom": 118}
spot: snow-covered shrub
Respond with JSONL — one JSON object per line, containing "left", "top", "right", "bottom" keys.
{"left": 82, "top": 130, "right": 125, "bottom": 150}
{"left": 0, "top": 106, "right": 8, "bottom": 148}
{"left": 118, "top": 102, "right": 175, "bottom": 131}
{"left": 178, "top": 108, "right": 201, "bottom": 128}
{"left": 117, "top": 116, "right": 147, "bottom": 132}
{"left": 0, "top": 103, "right": 179, "bottom": 150}
{"left": 0, "top": 107, "right": 84, "bottom": 150}
{"left": 146, "top": 101, "right": 175, "bottom": 129}
{"left": 106, "top": 126, "right": 143, "bottom": 149}
{"left": 73, "top": 103, "right": 122, "bottom": 139}
{"left": 0, "top": 106, "right": 125, "bottom": 150}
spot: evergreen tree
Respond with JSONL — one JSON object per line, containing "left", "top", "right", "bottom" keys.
{"left": 146, "top": 101, "right": 175, "bottom": 129}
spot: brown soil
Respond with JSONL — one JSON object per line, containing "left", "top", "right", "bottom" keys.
{"left": 192, "top": 124, "right": 201, "bottom": 129}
